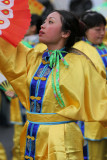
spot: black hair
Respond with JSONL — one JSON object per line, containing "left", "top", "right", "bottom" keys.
{"left": 51, "top": 10, "right": 86, "bottom": 50}
{"left": 69, "top": 0, "right": 93, "bottom": 17}
{"left": 80, "top": 11, "right": 107, "bottom": 30}
{"left": 30, "top": 14, "right": 42, "bottom": 34}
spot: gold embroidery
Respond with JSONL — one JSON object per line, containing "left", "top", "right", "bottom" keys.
{"left": 101, "top": 54, "right": 107, "bottom": 57}
{"left": 33, "top": 76, "right": 47, "bottom": 81}
{"left": 27, "top": 135, "right": 35, "bottom": 141}
{"left": 30, "top": 96, "right": 41, "bottom": 100}
{"left": 25, "top": 155, "right": 33, "bottom": 160}
{"left": 42, "top": 59, "right": 50, "bottom": 64}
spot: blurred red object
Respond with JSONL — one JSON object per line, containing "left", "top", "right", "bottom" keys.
{"left": 0, "top": 0, "right": 31, "bottom": 47}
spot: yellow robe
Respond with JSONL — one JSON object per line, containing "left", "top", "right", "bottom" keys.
{"left": 0, "top": 38, "right": 107, "bottom": 160}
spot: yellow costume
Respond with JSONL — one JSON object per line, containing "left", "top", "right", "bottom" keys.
{"left": 0, "top": 38, "right": 107, "bottom": 160}
{"left": 73, "top": 40, "right": 107, "bottom": 160}
{"left": 0, "top": 143, "right": 7, "bottom": 160}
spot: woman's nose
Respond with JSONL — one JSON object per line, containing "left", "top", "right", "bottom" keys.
{"left": 41, "top": 24, "right": 43, "bottom": 29}
{"left": 41, "top": 23, "right": 45, "bottom": 29}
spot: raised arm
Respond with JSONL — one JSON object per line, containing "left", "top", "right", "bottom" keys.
{"left": 0, "top": 38, "right": 31, "bottom": 109}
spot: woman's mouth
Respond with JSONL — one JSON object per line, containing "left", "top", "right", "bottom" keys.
{"left": 39, "top": 30, "right": 44, "bottom": 36}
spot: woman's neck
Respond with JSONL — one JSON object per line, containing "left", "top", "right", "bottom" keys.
{"left": 47, "top": 42, "right": 65, "bottom": 54}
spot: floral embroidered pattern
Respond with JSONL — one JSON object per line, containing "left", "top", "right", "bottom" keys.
{"left": 0, "top": 0, "right": 14, "bottom": 35}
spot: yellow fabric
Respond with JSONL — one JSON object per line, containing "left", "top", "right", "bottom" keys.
{"left": 12, "top": 125, "right": 23, "bottom": 160}
{"left": 27, "top": 112, "right": 72, "bottom": 123}
{"left": 34, "top": 42, "right": 47, "bottom": 52}
{"left": 0, "top": 143, "right": 7, "bottom": 160}
{"left": 10, "top": 97, "right": 22, "bottom": 123}
{"left": 20, "top": 121, "right": 84, "bottom": 160}
{"left": 0, "top": 38, "right": 107, "bottom": 159}
{"left": 85, "top": 122, "right": 107, "bottom": 140}
{"left": 88, "top": 139, "right": 107, "bottom": 160}
{"left": 73, "top": 41, "right": 106, "bottom": 79}
{"left": 73, "top": 40, "right": 107, "bottom": 140}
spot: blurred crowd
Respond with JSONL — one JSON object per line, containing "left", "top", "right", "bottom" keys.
{"left": 0, "top": 0, "right": 107, "bottom": 160}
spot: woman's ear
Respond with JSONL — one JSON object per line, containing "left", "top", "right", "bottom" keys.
{"left": 61, "top": 30, "right": 71, "bottom": 38}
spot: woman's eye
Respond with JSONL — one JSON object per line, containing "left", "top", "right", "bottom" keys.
{"left": 49, "top": 20, "right": 53, "bottom": 24}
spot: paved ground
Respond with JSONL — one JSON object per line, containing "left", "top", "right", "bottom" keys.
{"left": 0, "top": 125, "right": 14, "bottom": 160}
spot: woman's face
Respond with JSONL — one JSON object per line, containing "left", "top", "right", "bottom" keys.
{"left": 39, "top": 12, "right": 66, "bottom": 48}
{"left": 86, "top": 24, "right": 106, "bottom": 45}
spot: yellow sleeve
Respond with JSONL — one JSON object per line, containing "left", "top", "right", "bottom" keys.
{"left": 57, "top": 54, "right": 107, "bottom": 122}
{"left": 34, "top": 43, "right": 47, "bottom": 52}
{"left": 0, "top": 38, "right": 47, "bottom": 110}
{"left": 0, "top": 38, "right": 33, "bottom": 110}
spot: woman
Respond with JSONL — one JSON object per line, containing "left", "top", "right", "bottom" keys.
{"left": 73, "top": 11, "right": 107, "bottom": 160}
{"left": 0, "top": 10, "right": 107, "bottom": 160}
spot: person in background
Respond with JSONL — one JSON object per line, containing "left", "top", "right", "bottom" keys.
{"left": 23, "top": 14, "right": 42, "bottom": 48}
{"left": 0, "top": 74, "right": 22, "bottom": 160}
{"left": 0, "top": 86, "right": 7, "bottom": 160}
{"left": 73, "top": 11, "right": 107, "bottom": 160}
{"left": 0, "top": 77, "right": 14, "bottom": 160}
{"left": 6, "top": 90, "right": 25, "bottom": 160}
{"left": 0, "top": 10, "right": 107, "bottom": 160}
